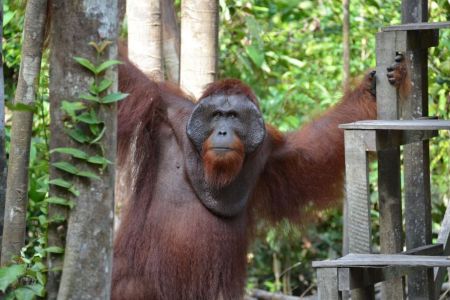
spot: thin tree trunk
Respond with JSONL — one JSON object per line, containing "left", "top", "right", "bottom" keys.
{"left": 162, "top": 0, "right": 180, "bottom": 84}
{"left": 342, "top": 0, "right": 350, "bottom": 89}
{"left": 127, "top": 0, "right": 163, "bottom": 80}
{"left": 47, "top": 1, "right": 118, "bottom": 298}
{"left": 180, "top": 0, "right": 218, "bottom": 99}
{"left": 0, "top": 0, "right": 6, "bottom": 255}
{"left": 0, "top": 0, "right": 47, "bottom": 266}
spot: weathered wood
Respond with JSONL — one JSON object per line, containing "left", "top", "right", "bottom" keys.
{"left": 344, "top": 130, "right": 374, "bottom": 300}
{"left": 401, "top": 1, "right": 434, "bottom": 296}
{"left": 313, "top": 254, "right": 450, "bottom": 268}
{"left": 383, "top": 21, "right": 450, "bottom": 31}
{"left": 317, "top": 268, "right": 341, "bottom": 300}
{"left": 434, "top": 203, "right": 450, "bottom": 293}
{"left": 402, "top": 244, "right": 442, "bottom": 256}
{"left": 376, "top": 34, "right": 405, "bottom": 299}
{"left": 338, "top": 266, "right": 409, "bottom": 290}
{"left": 339, "top": 119, "right": 450, "bottom": 130}
{"left": 344, "top": 131, "right": 371, "bottom": 253}
{"left": 376, "top": 31, "right": 401, "bottom": 118}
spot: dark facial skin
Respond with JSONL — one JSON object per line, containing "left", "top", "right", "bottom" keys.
{"left": 187, "top": 94, "right": 265, "bottom": 155}
{"left": 186, "top": 94, "right": 266, "bottom": 217}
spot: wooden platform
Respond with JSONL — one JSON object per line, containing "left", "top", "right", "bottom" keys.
{"left": 313, "top": 253, "right": 450, "bottom": 268}
{"left": 382, "top": 21, "right": 450, "bottom": 31}
{"left": 339, "top": 119, "right": 450, "bottom": 130}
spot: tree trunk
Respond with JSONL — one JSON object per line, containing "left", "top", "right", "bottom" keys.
{"left": 0, "top": 0, "right": 6, "bottom": 255}
{"left": 0, "top": 0, "right": 47, "bottom": 266}
{"left": 162, "top": 0, "right": 180, "bottom": 84}
{"left": 342, "top": 0, "right": 350, "bottom": 89}
{"left": 127, "top": 0, "right": 163, "bottom": 80}
{"left": 180, "top": 0, "right": 218, "bottom": 99}
{"left": 47, "top": 1, "right": 118, "bottom": 299}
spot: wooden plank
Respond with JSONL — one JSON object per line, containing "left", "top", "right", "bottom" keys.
{"left": 402, "top": 244, "right": 443, "bottom": 256}
{"left": 344, "top": 130, "right": 371, "bottom": 254}
{"left": 313, "top": 254, "right": 450, "bottom": 268}
{"left": 401, "top": 1, "right": 435, "bottom": 293}
{"left": 383, "top": 21, "right": 450, "bottom": 31}
{"left": 376, "top": 31, "right": 402, "bottom": 118}
{"left": 338, "top": 266, "right": 409, "bottom": 290}
{"left": 375, "top": 33, "right": 405, "bottom": 300}
{"left": 375, "top": 130, "right": 437, "bottom": 150}
{"left": 339, "top": 119, "right": 450, "bottom": 130}
{"left": 434, "top": 204, "right": 450, "bottom": 293}
{"left": 378, "top": 148, "right": 404, "bottom": 300}
{"left": 344, "top": 130, "right": 374, "bottom": 300}
{"left": 316, "top": 268, "right": 342, "bottom": 300}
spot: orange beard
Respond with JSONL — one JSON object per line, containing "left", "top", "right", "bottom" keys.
{"left": 202, "top": 138, "right": 245, "bottom": 188}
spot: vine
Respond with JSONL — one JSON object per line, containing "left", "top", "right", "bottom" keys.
{"left": 0, "top": 41, "right": 126, "bottom": 300}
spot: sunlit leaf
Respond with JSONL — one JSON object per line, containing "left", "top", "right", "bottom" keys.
{"left": 96, "top": 60, "right": 123, "bottom": 74}
{"left": 44, "top": 247, "right": 64, "bottom": 254}
{"left": 77, "top": 171, "right": 101, "bottom": 180}
{"left": 45, "top": 197, "right": 75, "bottom": 209}
{"left": 73, "top": 57, "right": 96, "bottom": 74}
{"left": 0, "top": 264, "right": 26, "bottom": 292}
{"left": 52, "top": 162, "right": 79, "bottom": 175}
{"left": 51, "top": 147, "right": 89, "bottom": 160}
{"left": 49, "top": 178, "right": 72, "bottom": 189}
{"left": 101, "top": 92, "right": 128, "bottom": 104}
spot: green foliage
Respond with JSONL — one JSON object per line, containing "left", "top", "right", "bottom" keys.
{"left": 219, "top": 0, "right": 450, "bottom": 295}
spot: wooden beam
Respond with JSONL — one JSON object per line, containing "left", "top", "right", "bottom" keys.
{"left": 343, "top": 130, "right": 374, "bottom": 300}
{"left": 338, "top": 266, "right": 409, "bottom": 291}
{"left": 313, "top": 254, "right": 450, "bottom": 268}
{"left": 317, "top": 268, "right": 342, "bottom": 300}
{"left": 383, "top": 21, "right": 450, "bottom": 31}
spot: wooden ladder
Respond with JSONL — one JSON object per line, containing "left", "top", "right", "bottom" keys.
{"left": 312, "top": 15, "right": 450, "bottom": 300}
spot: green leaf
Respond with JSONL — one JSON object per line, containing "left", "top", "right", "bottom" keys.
{"left": 52, "top": 162, "right": 79, "bottom": 175}
{"left": 19, "top": 284, "right": 45, "bottom": 298}
{"left": 90, "top": 126, "right": 106, "bottom": 144}
{"left": 246, "top": 45, "right": 264, "bottom": 67}
{"left": 73, "top": 57, "right": 96, "bottom": 74}
{"left": 78, "top": 93, "right": 100, "bottom": 103}
{"left": 77, "top": 171, "right": 101, "bottom": 180}
{"left": 47, "top": 214, "right": 66, "bottom": 224}
{"left": 68, "top": 186, "right": 80, "bottom": 197}
{"left": 96, "top": 60, "right": 123, "bottom": 74}
{"left": 6, "top": 102, "right": 37, "bottom": 112}
{"left": 14, "top": 286, "right": 36, "bottom": 300}
{"left": 101, "top": 92, "right": 128, "bottom": 104}
{"left": 0, "top": 264, "right": 27, "bottom": 292}
{"left": 49, "top": 178, "right": 72, "bottom": 189}
{"left": 87, "top": 156, "right": 112, "bottom": 165}
{"left": 44, "top": 247, "right": 64, "bottom": 254}
{"left": 65, "top": 128, "right": 90, "bottom": 143}
{"left": 51, "top": 147, "right": 89, "bottom": 160}
{"left": 3, "top": 11, "right": 16, "bottom": 27}
{"left": 97, "top": 79, "right": 113, "bottom": 93}
{"left": 76, "top": 111, "right": 101, "bottom": 124}
{"left": 61, "top": 101, "right": 85, "bottom": 118}
{"left": 45, "top": 197, "right": 75, "bottom": 209}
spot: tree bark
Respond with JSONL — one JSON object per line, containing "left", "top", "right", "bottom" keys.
{"left": 0, "top": 0, "right": 47, "bottom": 266}
{"left": 180, "top": 0, "right": 218, "bottom": 99}
{"left": 0, "top": 0, "right": 6, "bottom": 255}
{"left": 127, "top": 0, "right": 163, "bottom": 80}
{"left": 342, "top": 0, "right": 350, "bottom": 89}
{"left": 162, "top": 0, "right": 180, "bottom": 84}
{"left": 47, "top": 1, "right": 118, "bottom": 299}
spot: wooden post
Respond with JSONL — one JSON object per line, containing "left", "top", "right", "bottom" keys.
{"left": 317, "top": 268, "right": 342, "bottom": 300}
{"left": 375, "top": 31, "right": 405, "bottom": 300}
{"left": 401, "top": 1, "right": 434, "bottom": 298}
{"left": 344, "top": 130, "right": 374, "bottom": 299}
